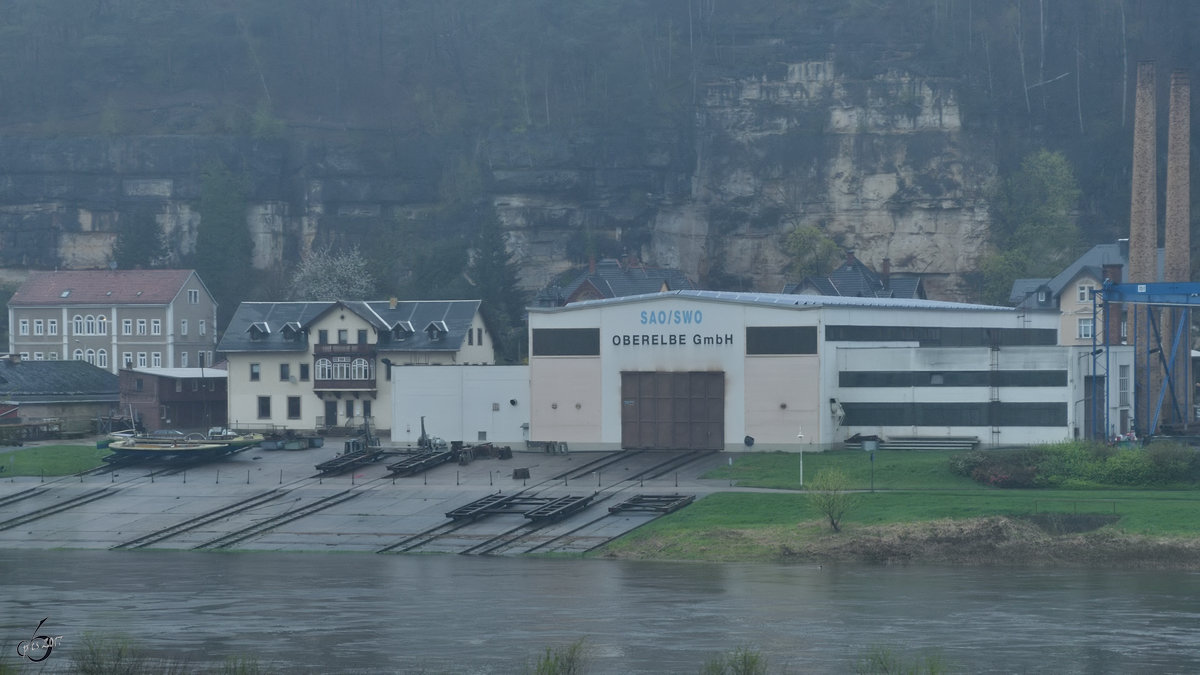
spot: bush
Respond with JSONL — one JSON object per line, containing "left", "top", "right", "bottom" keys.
{"left": 948, "top": 451, "right": 986, "bottom": 477}
{"left": 700, "top": 646, "right": 769, "bottom": 675}
{"left": 528, "top": 638, "right": 590, "bottom": 675}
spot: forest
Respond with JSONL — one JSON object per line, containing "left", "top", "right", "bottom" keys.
{"left": 0, "top": 0, "right": 1197, "bottom": 346}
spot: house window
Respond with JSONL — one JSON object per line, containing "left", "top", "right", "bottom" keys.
{"left": 18, "top": 319, "right": 28, "bottom": 335}
{"left": 123, "top": 352, "right": 133, "bottom": 368}
{"left": 73, "top": 349, "right": 84, "bottom": 361}
{"left": 188, "top": 289, "right": 199, "bottom": 304}
{"left": 85, "top": 315, "right": 96, "bottom": 334}
{"left": 299, "top": 363, "right": 310, "bottom": 381}
{"left": 137, "top": 319, "right": 147, "bottom": 335}
{"left": 180, "top": 319, "right": 188, "bottom": 336}
{"left": 152, "top": 352, "right": 162, "bottom": 367}
{"left": 176, "top": 380, "right": 183, "bottom": 393}
{"left": 47, "top": 319, "right": 57, "bottom": 336}
{"left": 257, "top": 396, "right": 271, "bottom": 419}
{"left": 287, "top": 396, "right": 301, "bottom": 419}
{"left": 199, "top": 320, "right": 206, "bottom": 336}
{"left": 198, "top": 351, "right": 207, "bottom": 367}
{"left": 123, "top": 319, "right": 133, "bottom": 335}
{"left": 345, "top": 400, "right": 355, "bottom": 419}
{"left": 1077, "top": 318, "right": 1094, "bottom": 340}
{"left": 33, "top": 352, "right": 42, "bottom": 360}
{"left": 73, "top": 315, "right": 84, "bottom": 335}
{"left": 96, "top": 315, "right": 107, "bottom": 335}
{"left": 468, "top": 329, "right": 473, "bottom": 346}
{"left": 316, "top": 358, "right": 333, "bottom": 380}
{"left": 135, "top": 378, "right": 143, "bottom": 392}
{"left": 250, "top": 363, "right": 261, "bottom": 381}
{"left": 137, "top": 352, "right": 147, "bottom": 367}
{"left": 363, "top": 400, "right": 371, "bottom": 420}
{"left": 1078, "top": 284, "right": 1095, "bottom": 303}
{"left": 357, "top": 329, "right": 367, "bottom": 344}
{"left": 151, "top": 319, "right": 161, "bottom": 335}
{"left": 351, "top": 358, "right": 369, "bottom": 380}
{"left": 97, "top": 350, "right": 108, "bottom": 368}
{"left": 337, "top": 329, "right": 348, "bottom": 344}
{"left": 181, "top": 351, "right": 188, "bottom": 367}
{"left": 318, "top": 329, "right": 328, "bottom": 344}
{"left": 1037, "top": 290, "right": 1049, "bottom": 303}
{"left": 477, "top": 328, "right": 482, "bottom": 345}
{"left": 280, "top": 363, "right": 291, "bottom": 381}
{"left": 33, "top": 319, "right": 44, "bottom": 335}
{"left": 1119, "top": 365, "right": 1130, "bottom": 406}
{"left": 18, "top": 352, "right": 27, "bottom": 359}
{"left": 85, "top": 349, "right": 96, "bottom": 365}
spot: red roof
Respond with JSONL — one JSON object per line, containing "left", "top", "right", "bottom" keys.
{"left": 9, "top": 269, "right": 199, "bottom": 306}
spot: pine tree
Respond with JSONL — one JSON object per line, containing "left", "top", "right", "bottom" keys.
{"left": 470, "top": 213, "right": 526, "bottom": 363}
{"left": 193, "top": 161, "right": 252, "bottom": 322}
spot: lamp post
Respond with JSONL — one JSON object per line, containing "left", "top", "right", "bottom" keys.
{"left": 797, "top": 425, "right": 804, "bottom": 487}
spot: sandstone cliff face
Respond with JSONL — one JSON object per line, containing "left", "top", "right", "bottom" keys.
{"left": 0, "top": 60, "right": 994, "bottom": 302}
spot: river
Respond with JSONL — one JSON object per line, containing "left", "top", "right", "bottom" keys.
{"left": 2, "top": 550, "right": 1198, "bottom": 673}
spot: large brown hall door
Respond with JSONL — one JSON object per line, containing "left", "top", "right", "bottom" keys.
{"left": 621, "top": 371, "right": 724, "bottom": 450}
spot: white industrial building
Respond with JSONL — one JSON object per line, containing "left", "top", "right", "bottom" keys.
{"left": 522, "top": 291, "right": 1133, "bottom": 452}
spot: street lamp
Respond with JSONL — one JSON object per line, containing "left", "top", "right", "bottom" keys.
{"left": 797, "top": 425, "right": 804, "bottom": 487}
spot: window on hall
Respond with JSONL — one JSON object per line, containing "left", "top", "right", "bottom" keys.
{"left": 316, "top": 358, "right": 332, "bottom": 379}
{"left": 73, "top": 349, "right": 84, "bottom": 361}
{"left": 33, "top": 352, "right": 43, "bottom": 360}
{"left": 47, "top": 352, "right": 57, "bottom": 360}
{"left": 250, "top": 363, "right": 261, "bottom": 381}
{"left": 351, "top": 358, "right": 369, "bottom": 380}
{"left": 198, "top": 351, "right": 207, "bottom": 367}
{"left": 85, "top": 349, "right": 96, "bottom": 365}
{"left": 18, "top": 319, "right": 28, "bottom": 335}
{"left": 280, "top": 363, "right": 291, "bottom": 381}
{"left": 47, "top": 320, "right": 57, "bottom": 336}
{"left": 257, "top": 396, "right": 271, "bottom": 419}
{"left": 181, "top": 319, "right": 188, "bottom": 336}
{"left": 137, "top": 352, "right": 147, "bottom": 367}
{"left": 1119, "top": 365, "right": 1130, "bottom": 406}
{"left": 199, "top": 320, "right": 206, "bottom": 336}
{"left": 96, "top": 315, "right": 107, "bottom": 335}
{"left": 73, "top": 315, "right": 84, "bottom": 335}
{"left": 123, "top": 352, "right": 133, "bottom": 369}
{"left": 151, "top": 319, "right": 161, "bottom": 335}
{"left": 85, "top": 315, "right": 96, "bottom": 334}
{"left": 97, "top": 349, "right": 108, "bottom": 368}
{"left": 137, "top": 319, "right": 147, "bottom": 335}
{"left": 123, "top": 319, "right": 132, "bottom": 335}
{"left": 337, "top": 329, "right": 348, "bottom": 344}
{"left": 287, "top": 396, "right": 301, "bottom": 419}
{"left": 33, "top": 319, "right": 43, "bottom": 335}
{"left": 318, "top": 329, "right": 328, "bottom": 344}
{"left": 299, "top": 363, "right": 310, "bottom": 381}
{"left": 181, "top": 351, "right": 188, "bottom": 367}
{"left": 1077, "top": 318, "right": 1094, "bottom": 340}
{"left": 188, "top": 289, "right": 199, "bottom": 304}
{"left": 152, "top": 352, "right": 162, "bottom": 367}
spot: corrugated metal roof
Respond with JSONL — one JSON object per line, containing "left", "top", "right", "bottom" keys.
{"left": 217, "top": 300, "right": 482, "bottom": 353}
{"left": 9, "top": 269, "right": 201, "bottom": 306}
{"left": 129, "top": 367, "right": 227, "bottom": 379}
{"left": 529, "top": 290, "right": 1011, "bottom": 313}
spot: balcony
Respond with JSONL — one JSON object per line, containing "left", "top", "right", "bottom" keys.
{"left": 313, "top": 343, "right": 376, "bottom": 356}
{"left": 313, "top": 377, "right": 377, "bottom": 392}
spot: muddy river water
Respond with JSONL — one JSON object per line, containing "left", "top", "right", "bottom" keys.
{"left": 2, "top": 549, "right": 1198, "bottom": 673}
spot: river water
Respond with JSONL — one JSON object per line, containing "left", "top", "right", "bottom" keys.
{"left": 2, "top": 549, "right": 1198, "bottom": 674}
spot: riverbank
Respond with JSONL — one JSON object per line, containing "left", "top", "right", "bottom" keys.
{"left": 599, "top": 515, "right": 1200, "bottom": 568}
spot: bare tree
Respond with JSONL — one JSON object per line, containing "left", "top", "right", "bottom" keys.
{"left": 807, "top": 468, "right": 858, "bottom": 533}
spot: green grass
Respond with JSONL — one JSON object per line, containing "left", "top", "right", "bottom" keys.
{"left": 0, "top": 444, "right": 108, "bottom": 476}
{"left": 704, "top": 449, "right": 984, "bottom": 491}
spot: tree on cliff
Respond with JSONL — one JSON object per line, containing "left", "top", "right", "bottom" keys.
{"left": 470, "top": 214, "right": 527, "bottom": 364}
{"left": 113, "top": 207, "right": 167, "bottom": 269}
{"left": 193, "top": 161, "right": 252, "bottom": 323}
{"left": 980, "top": 150, "right": 1082, "bottom": 305}
{"left": 784, "top": 224, "right": 842, "bottom": 282}
{"left": 288, "top": 245, "right": 375, "bottom": 301}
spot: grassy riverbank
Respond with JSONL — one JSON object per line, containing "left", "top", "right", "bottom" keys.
{"left": 600, "top": 449, "right": 1200, "bottom": 567}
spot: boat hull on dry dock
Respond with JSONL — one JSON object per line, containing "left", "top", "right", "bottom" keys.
{"left": 105, "top": 439, "right": 238, "bottom": 461}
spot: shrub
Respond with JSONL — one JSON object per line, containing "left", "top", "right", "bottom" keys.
{"left": 855, "top": 646, "right": 949, "bottom": 674}
{"left": 528, "top": 638, "right": 590, "bottom": 675}
{"left": 700, "top": 646, "right": 769, "bottom": 675}
{"left": 1145, "top": 442, "right": 1200, "bottom": 484}
{"left": 948, "top": 451, "right": 986, "bottom": 477}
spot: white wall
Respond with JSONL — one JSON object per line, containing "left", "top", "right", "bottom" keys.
{"left": 390, "top": 366, "right": 530, "bottom": 446}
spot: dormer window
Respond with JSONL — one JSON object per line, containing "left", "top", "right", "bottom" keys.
{"left": 248, "top": 321, "right": 271, "bottom": 340}
{"left": 425, "top": 320, "right": 449, "bottom": 341}
{"left": 1037, "top": 290, "right": 1049, "bottom": 304}
{"left": 392, "top": 320, "right": 415, "bottom": 341}
{"left": 281, "top": 322, "right": 303, "bottom": 341}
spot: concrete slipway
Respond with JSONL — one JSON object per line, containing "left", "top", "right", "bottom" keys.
{"left": 0, "top": 441, "right": 736, "bottom": 554}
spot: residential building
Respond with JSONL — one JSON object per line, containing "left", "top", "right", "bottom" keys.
{"left": 119, "top": 367, "right": 228, "bottom": 433}
{"left": 7, "top": 269, "right": 218, "bottom": 374}
{"left": 217, "top": 299, "right": 494, "bottom": 434}
{"left": 533, "top": 258, "right": 696, "bottom": 307}
{"left": 784, "top": 251, "right": 926, "bottom": 299}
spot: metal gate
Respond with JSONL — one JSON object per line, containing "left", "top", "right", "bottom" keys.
{"left": 620, "top": 371, "right": 724, "bottom": 450}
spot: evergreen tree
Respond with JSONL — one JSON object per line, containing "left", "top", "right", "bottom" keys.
{"left": 112, "top": 207, "right": 167, "bottom": 269}
{"left": 470, "top": 213, "right": 526, "bottom": 363}
{"left": 193, "top": 161, "right": 252, "bottom": 324}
